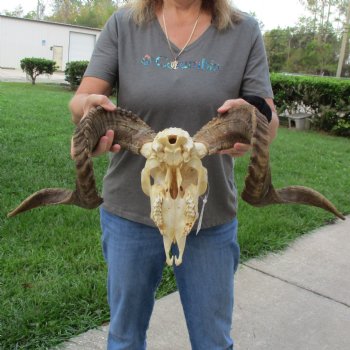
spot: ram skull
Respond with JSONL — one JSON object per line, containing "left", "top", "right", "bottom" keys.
{"left": 8, "top": 105, "right": 345, "bottom": 265}
{"left": 140, "top": 128, "right": 208, "bottom": 265}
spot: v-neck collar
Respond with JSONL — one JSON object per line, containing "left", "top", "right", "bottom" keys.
{"left": 154, "top": 17, "right": 215, "bottom": 54}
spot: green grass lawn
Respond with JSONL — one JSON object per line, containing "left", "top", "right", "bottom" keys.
{"left": 1, "top": 82, "right": 349, "bottom": 349}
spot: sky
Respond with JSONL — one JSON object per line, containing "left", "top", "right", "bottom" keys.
{"left": 0, "top": 0, "right": 306, "bottom": 31}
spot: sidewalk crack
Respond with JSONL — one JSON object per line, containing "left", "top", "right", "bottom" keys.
{"left": 242, "top": 263, "right": 350, "bottom": 308}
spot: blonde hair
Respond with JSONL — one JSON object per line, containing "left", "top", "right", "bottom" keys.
{"left": 128, "top": 0, "right": 241, "bottom": 30}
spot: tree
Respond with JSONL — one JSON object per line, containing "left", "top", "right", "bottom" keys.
{"left": 24, "top": 1, "right": 46, "bottom": 21}
{"left": 300, "top": 38, "right": 338, "bottom": 74}
{"left": 2, "top": 1, "right": 46, "bottom": 20}
{"left": 264, "top": 28, "right": 292, "bottom": 72}
{"left": 298, "top": 0, "right": 348, "bottom": 41}
{"left": 24, "top": 11, "right": 39, "bottom": 20}
{"left": 47, "top": 0, "right": 118, "bottom": 28}
{"left": 48, "top": 0, "right": 82, "bottom": 24}
{"left": 263, "top": 0, "right": 344, "bottom": 75}
{"left": 264, "top": 24, "right": 340, "bottom": 75}
{"left": 2, "top": 0, "right": 122, "bottom": 28}
{"left": 20, "top": 58, "right": 58, "bottom": 85}
{"left": 35, "top": 0, "right": 46, "bottom": 20}
{"left": 2, "top": 5, "right": 24, "bottom": 17}
{"left": 76, "top": 0, "right": 118, "bottom": 28}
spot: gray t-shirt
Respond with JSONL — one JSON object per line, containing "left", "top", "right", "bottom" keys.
{"left": 85, "top": 7, "right": 273, "bottom": 228}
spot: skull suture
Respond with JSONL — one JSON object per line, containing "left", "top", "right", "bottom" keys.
{"left": 140, "top": 128, "right": 208, "bottom": 266}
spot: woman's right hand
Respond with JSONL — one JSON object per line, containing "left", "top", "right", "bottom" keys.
{"left": 70, "top": 93, "right": 121, "bottom": 159}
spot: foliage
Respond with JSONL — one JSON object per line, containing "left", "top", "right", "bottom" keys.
{"left": 1, "top": 0, "right": 118, "bottom": 29}
{"left": 76, "top": 0, "right": 119, "bottom": 28}
{"left": 47, "top": 0, "right": 118, "bottom": 28}
{"left": 298, "top": 0, "right": 348, "bottom": 36}
{"left": 264, "top": 25, "right": 341, "bottom": 76}
{"left": 65, "top": 60, "right": 89, "bottom": 89}
{"left": 1, "top": 1, "right": 45, "bottom": 19}
{"left": 264, "top": 0, "right": 349, "bottom": 77}
{"left": 48, "top": 0, "right": 83, "bottom": 25}
{"left": 20, "top": 58, "right": 58, "bottom": 85}
{"left": 271, "top": 73, "right": 350, "bottom": 136}
{"left": 23, "top": 1, "right": 46, "bottom": 20}
{"left": 1, "top": 5, "right": 24, "bottom": 17}
{"left": 264, "top": 28, "right": 292, "bottom": 72}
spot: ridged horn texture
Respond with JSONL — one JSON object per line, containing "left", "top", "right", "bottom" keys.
{"left": 193, "top": 104, "right": 345, "bottom": 220}
{"left": 8, "top": 107, "right": 156, "bottom": 217}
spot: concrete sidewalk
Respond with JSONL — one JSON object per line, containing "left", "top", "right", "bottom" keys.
{"left": 0, "top": 67, "right": 67, "bottom": 84}
{"left": 56, "top": 216, "right": 350, "bottom": 350}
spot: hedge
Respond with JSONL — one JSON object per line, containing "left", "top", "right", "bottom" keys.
{"left": 64, "top": 60, "right": 89, "bottom": 90}
{"left": 62, "top": 64, "right": 350, "bottom": 137}
{"left": 271, "top": 73, "right": 350, "bottom": 136}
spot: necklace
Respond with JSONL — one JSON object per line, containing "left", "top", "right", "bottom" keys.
{"left": 162, "top": 7, "right": 201, "bottom": 70}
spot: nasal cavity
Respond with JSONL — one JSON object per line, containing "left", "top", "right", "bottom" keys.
{"left": 168, "top": 135, "right": 177, "bottom": 144}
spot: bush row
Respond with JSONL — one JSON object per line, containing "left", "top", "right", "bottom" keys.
{"left": 20, "top": 58, "right": 350, "bottom": 136}
{"left": 271, "top": 73, "right": 350, "bottom": 136}
{"left": 20, "top": 57, "right": 88, "bottom": 89}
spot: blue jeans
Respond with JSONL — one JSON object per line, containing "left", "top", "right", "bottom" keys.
{"left": 100, "top": 207, "right": 240, "bottom": 350}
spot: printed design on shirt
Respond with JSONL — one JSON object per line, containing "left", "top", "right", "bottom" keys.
{"left": 140, "top": 54, "right": 221, "bottom": 72}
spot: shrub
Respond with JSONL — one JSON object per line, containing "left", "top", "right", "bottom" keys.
{"left": 64, "top": 60, "right": 89, "bottom": 90}
{"left": 20, "top": 57, "right": 58, "bottom": 85}
{"left": 271, "top": 73, "right": 350, "bottom": 136}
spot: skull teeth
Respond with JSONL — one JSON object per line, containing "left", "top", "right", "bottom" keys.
{"left": 151, "top": 196, "right": 164, "bottom": 226}
{"left": 185, "top": 196, "right": 196, "bottom": 218}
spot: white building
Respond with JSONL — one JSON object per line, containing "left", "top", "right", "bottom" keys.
{"left": 0, "top": 15, "right": 101, "bottom": 71}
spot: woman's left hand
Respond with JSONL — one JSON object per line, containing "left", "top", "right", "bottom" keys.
{"left": 216, "top": 99, "right": 252, "bottom": 158}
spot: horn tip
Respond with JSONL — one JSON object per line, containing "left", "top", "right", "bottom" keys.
{"left": 7, "top": 211, "right": 16, "bottom": 218}
{"left": 338, "top": 213, "right": 346, "bottom": 221}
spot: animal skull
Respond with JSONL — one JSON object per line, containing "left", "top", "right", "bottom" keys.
{"left": 140, "top": 128, "right": 208, "bottom": 265}
{"left": 8, "top": 105, "right": 345, "bottom": 266}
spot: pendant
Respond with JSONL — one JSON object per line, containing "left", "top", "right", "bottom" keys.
{"left": 170, "top": 60, "right": 178, "bottom": 70}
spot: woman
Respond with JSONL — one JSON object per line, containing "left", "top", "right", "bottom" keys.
{"left": 69, "top": 0, "right": 279, "bottom": 348}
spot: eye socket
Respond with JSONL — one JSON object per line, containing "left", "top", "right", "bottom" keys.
{"left": 168, "top": 135, "right": 177, "bottom": 144}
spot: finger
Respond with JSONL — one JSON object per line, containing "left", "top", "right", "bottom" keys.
{"left": 70, "top": 137, "right": 75, "bottom": 159}
{"left": 233, "top": 142, "right": 252, "bottom": 152}
{"left": 217, "top": 100, "right": 233, "bottom": 114}
{"left": 92, "top": 141, "right": 120, "bottom": 156}
{"left": 91, "top": 136, "right": 109, "bottom": 157}
{"left": 110, "top": 144, "right": 121, "bottom": 153}
{"left": 217, "top": 99, "right": 248, "bottom": 114}
{"left": 218, "top": 143, "right": 251, "bottom": 157}
{"left": 219, "top": 149, "right": 246, "bottom": 156}
{"left": 221, "top": 151, "right": 247, "bottom": 158}
{"left": 91, "top": 130, "right": 120, "bottom": 157}
{"left": 100, "top": 100, "right": 117, "bottom": 112}
{"left": 104, "top": 130, "right": 115, "bottom": 151}
{"left": 83, "top": 95, "right": 117, "bottom": 118}
{"left": 219, "top": 143, "right": 251, "bottom": 153}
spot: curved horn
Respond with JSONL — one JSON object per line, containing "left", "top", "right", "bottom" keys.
{"left": 193, "top": 104, "right": 345, "bottom": 220}
{"left": 8, "top": 107, "right": 156, "bottom": 217}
